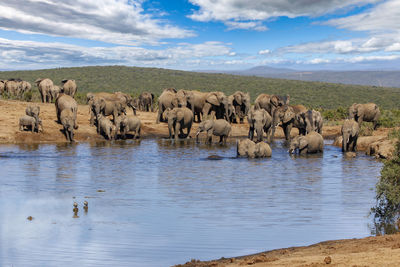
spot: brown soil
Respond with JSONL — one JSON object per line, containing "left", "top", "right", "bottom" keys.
{"left": 175, "top": 233, "right": 400, "bottom": 267}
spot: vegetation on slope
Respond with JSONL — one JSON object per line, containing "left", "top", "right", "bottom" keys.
{"left": 1, "top": 65, "right": 400, "bottom": 109}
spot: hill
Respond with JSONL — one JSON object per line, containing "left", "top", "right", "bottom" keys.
{"left": 211, "top": 66, "right": 400, "bottom": 88}
{"left": 1, "top": 65, "right": 400, "bottom": 109}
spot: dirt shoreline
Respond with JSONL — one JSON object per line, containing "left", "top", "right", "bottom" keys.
{"left": 174, "top": 233, "right": 400, "bottom": 267}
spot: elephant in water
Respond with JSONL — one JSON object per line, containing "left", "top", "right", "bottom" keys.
{"left": 97, "top": 114, "right": 115, "bottom": 140}
{"left": 349, "top": 103, "right": 380, "bottom": 130}
{"left": 289, "top": 131, "right": 323, "bottom": 154}
{"left": 270, "top": 105, "right": 295, "bottom": 142}
{"left": 35, "top": 78, "right": 54, "bottom": 103}
{"left": 120, "top": 115, "right": 141, "bottom": 139}
{"left": 341, "top": 119, "right": 359, "bottom": 152}
{"left": 247, "top": 106, "right": 273, "bottom": 143}
{"left": 300, "top": 109, "right": 323, "bottom": 134}
{"left": 163, "top": 107, "right": 193, "bottom": 140}
{"left": 195, "top": 119, "right": 231, "bottom": 144}
{"left": 61, "top": 79, "right": 77, "bottom": 98}
{"left": 237, "top": 139, "right": 272, "bottom": 158}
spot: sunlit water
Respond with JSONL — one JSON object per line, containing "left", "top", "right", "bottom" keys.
{"left": 0, "top": 139, "right": 382, "bottom": 266}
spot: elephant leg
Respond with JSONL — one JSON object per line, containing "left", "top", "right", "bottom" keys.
{"left": 186, "top": 123, "right": 192, "bottom": 138}
{"left": 175, "top": 122, "right": 181, "bottom": 140}
{"left": 284, "top": 124, "right": 292, "bottom": 141}
{"left": 248, "top": 126, "right": 254, "bottom": 140}
{"left": 269, "top": 126, "right": 276, "bottom": 143}
{"left": 206, "top": 130, "right": 213, "bottom": 143}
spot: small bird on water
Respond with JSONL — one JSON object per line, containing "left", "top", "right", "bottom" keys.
{"left": 83, "top": 201, "right": 88, "bottom": 213}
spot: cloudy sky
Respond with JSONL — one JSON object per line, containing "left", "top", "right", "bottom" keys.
{"left": 1, "top": 0, "right": 400, "bottom": 71}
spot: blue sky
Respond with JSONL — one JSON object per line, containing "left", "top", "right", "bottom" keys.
{"left": 0, "top": 0, "right": 400, "bottom": 71}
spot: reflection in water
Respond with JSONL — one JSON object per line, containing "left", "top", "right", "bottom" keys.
{"left": 0, "top": 140, "right": 382, "bottom": 266}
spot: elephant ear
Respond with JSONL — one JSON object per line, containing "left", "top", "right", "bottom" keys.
{"left": 204, "top": 120, "right": 214, "bottom": 131}
{"left": 262, "top": 110, "right": 269, "bottom": 125}
{"left": 61, "top": 79, "right": 68, "bottom": 84}
{"left": 176, "top": 109, "right": 184, "bottom": 121}
{"left": 234, "top": 94, "right": 242, "bottom": 105}
{"left": 34, "top": 78, "right": 43, "bottom": 84}
{"left": 270, "top": 95, "right": 280, "bottom": 107}
{"left": 206, "top": 93, "right": 220, "bottom": 106}
{"left": 299, "top": 137, "right": 308, "bottom": 150}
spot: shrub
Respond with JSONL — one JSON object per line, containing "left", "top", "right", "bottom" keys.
{"left": 372, "top": 131, "right": 400, "bottom": 233}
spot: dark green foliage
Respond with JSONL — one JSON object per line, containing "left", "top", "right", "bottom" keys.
{"left": 318, "top": 107, "right": 348, "bottom": 121}
{"left": 372, "top": 131, "right": 400, "bottom": 228}
{"left": 379, "top": 110, "right": 400, "bottom": 128}
{"left": 1, "top": 65, "right": 400, "bottom": 108}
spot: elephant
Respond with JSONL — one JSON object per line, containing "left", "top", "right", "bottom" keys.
{"left": 247, "top": 106, "right": 273, "bottom": 143}
{"left": 35, "top": 78, "right": 54, "bottom": 103}
{"left": 230, "top": 91, "right": 250, "bottom": 123}
{"left": 292, "top": 105, "right": 308, "bottom": 135}
{"left": 88, "top": 92, "right": 136, "bottom": 116}
{"left": 156, "top": 88, "right": 187, "bottom": 123}
{"left": 19, "top": 115, "right": 43, "bottom": 133}
{"left": 138, "top": 91, "right": 154, "bottom": 112}
{"left": 120, "top": 115, "right": 141, "bottom": 139}
{"left": 20, "top": 81, "right": 31, "bottom": 95}
{"left": 237, "top": 139, "right": 272, "bottom": 158}
{"left": 202, "top": 91, "right": 229, "bottom": 121}
{"left": 5, "top": 79, "right": 22, "bottom": 97}
{"left": 289, "top": 131, "right": 324, "bottom": 154}
{"left": 97, "top": 114, "right": 115, "bottom": 140}
{"left": 254, "top": 93, "right": 290, "bottom": 116}
{"left": 50, "top": 85, "right": 61, "bottom": 102}
{"left": 349, "top": 103, "right": 380, "bottom": 130}
{"left": 270, "top": 105, "right": 295, "bottom": 142}
{"left": 91, "top": 97, "right": 126, "bottom": 125}
{"left": 304, "top": 109, "right": 323, "bottom": 134}
{"left": 227, "top": 95, "right": 237, "bottom": 123}
{"left": 25, "top": 105, "right": 40, "bottom": 129}
{"left": 60, "top": 109, "right": 76, "bottom": 142}
{"left": 0, "top": 80, "right": 5, "bottom": 94}
{"left": 55, "top": 93, "right": 78, "bottom": 130}
{"left": 61, "top": 79, "right": 77, "bottom": 97}
{"left": 195, "top": 119, "right": 231, "bottom": 144}
{"left": 163, "top": 107, "right": 193, "bottom": 140}
{"left": 341, "top": 119, "right": 359, "bottom": 152}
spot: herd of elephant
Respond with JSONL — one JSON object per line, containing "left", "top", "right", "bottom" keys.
{"left": 13, "top": 79, "right": 382, "bottom": 158}
{"left": 0, "top": 78, "right": 77, "bottom": 102}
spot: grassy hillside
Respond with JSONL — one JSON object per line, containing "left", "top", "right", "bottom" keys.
{"left": 1, "top": 65, "right": 400, "bottom": 109}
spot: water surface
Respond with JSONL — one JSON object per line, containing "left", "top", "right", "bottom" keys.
{"left": 0, "top": 140, "right": 382, "bottom": 266}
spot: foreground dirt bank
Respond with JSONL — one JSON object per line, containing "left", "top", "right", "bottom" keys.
{"left": 174, "top": 233, "right": 400, "bottom": 267}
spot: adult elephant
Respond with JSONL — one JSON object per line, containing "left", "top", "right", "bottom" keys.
{"left": 292, "top": 105, "right": 308, "bottom": 135}
{"left": 55, "top": 93, "right": 78, "bottom": 130}
{"left": 349, "top": 103, "right": 380, "bottom": 130}
{"left": 202, "top": 91, "right": 229, "bottom": 121}
{"left": 50, "top": 86, "right": 62, "bottom": 102}
{"left": 156, "top": 88, "right": 187, "bottom": 123}
{"left": 5, "top": 79, "right": 22, "bottom": 97}
{"left": 163, "top": 107, "right": 193, "bottom": 140}
{"left": 92, "top": 97, "right": 126, "bottom": 124}
{"left": 270, "top": 105, "right": 295, "bottom": 142}
{"left": 254, "top": 94, "right": 290, "bottom": 116}
{"left": 289, "top": 131, "right": 324, "bottom": 154}
{"left": 237, "top": 139, "right": 272, "bottom": 158}
{"left": 35, "top": 78, "right": 54, "bottom": 103}
{"left": 341, "top": 119, "right": 359, "bottom": 152}
{"left": 231, "top": 91, "right": 250, "bottom": 123}
{"left": 61, "top": 79, "right": 77, "bottom": 97}
{"left": 0, "top": 80, "right": 5, "bottom": 94}
{"left": 304, "top": 109, "right": 323, "bottom": 134}
{"left": 247, "top": 106, "right": 273, "bottom": 143}
{"left": 20, "top": 81, "right": 31, "bottom": 95}
{"left": 139, "top": 91, "right": 154, "bottom": 112}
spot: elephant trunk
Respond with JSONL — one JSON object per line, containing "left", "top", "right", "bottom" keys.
{"left": 255, "top": 124, "right": 264, "bottom": 142}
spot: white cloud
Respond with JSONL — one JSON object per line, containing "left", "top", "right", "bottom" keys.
{"left": 258, "top": 49, "right": 271, "bottom": 55}
{"left": 308, "top": 58, "right": 331, "bottom": 64}
{"left": 0, "top": 0, "right": 194, "bottom": 45}
{"left": 189, "top": 0, "right": 378, "bottom": 30}
{"left": 0, "top": 38, "right": 235, "bottom": 70}
{"left": 225, "top": 21, "right": 268, "bottom": 31}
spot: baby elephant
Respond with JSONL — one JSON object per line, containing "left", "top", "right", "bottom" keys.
{"left": 237, "top": 138, "right": 272, "bottom": 158}
{"left": 19, "top": 115, "right": 43, "bottom": 132}
{"left": 25, "top": 105, "right": 40, "bottom": 120}
{"left": 163, "top": 107, "right": 193, "bottom": 140}
{"left": 341, "top": 119, "right": 359, "bottom": 152}
{"left": 60, "top": 109, "right": 76, "bottom": 142}
{"left": 120, "top": 115, "right": 141, "bottom": 139}
{"left": 289, "top": 131, "right": 323, "bottom": 154}
{"left": 97, "top": 114, "right": 115, "bottom": 140}
{"left": 195, "top": 119, "right": 231, "bottom": 144}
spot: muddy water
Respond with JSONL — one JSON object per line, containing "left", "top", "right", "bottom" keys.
{"left": 0, "top": 140, "right": 381, "bottom": 266}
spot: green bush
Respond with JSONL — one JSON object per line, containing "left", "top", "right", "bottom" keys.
{"left": 379, "top": 110, "right": 400, "bottom": 128}
{"left": 372, "top": 131, "right": 400, "bottom": 231}
{"left": 319, "top": 107, "right": 348, "bottom": 121}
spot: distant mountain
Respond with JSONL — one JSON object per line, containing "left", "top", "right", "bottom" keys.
{"left": 199, "top": 66, "right": 400, "bottom": 88}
